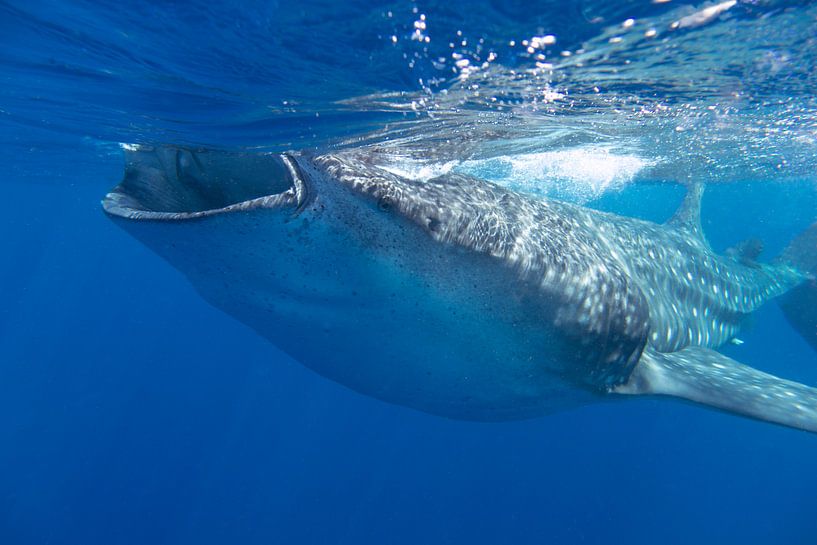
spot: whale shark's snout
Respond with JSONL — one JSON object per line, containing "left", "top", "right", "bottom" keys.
{"left": 102, "top": 146, "right": 307, "bottom": 220}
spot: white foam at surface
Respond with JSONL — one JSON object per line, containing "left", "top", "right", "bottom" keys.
{"left": 457, "top": 147, "right": 652, "bottom": 203}
{"left": 377, "top": 147, "right": 652, "bottom": 204}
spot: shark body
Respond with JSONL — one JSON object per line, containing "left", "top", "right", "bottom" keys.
{"left": 103, "top": 146, "right": 817, "bottom": 432}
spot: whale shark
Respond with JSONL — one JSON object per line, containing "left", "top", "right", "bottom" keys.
{"left": 103, "top": 145, "right": 817, "bottom": 433}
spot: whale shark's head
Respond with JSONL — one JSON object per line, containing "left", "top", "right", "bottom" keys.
{"left": 101, "top": 146, "right": 444, "bottom": 335}
{"left": 101, "top": 145, "right": 550, "bottom": 339}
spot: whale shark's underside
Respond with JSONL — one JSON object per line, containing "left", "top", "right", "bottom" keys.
{"left": 103, "top": 146, "right": 817, "bottom": 433}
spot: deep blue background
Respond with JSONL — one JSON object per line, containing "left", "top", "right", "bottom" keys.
{"left": 1, "top": 1, "right": 817, "bottom": 544}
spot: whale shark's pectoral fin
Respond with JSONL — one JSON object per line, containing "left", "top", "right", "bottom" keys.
{"left": 614, "top": 347, "right": 817, "bottom": 433}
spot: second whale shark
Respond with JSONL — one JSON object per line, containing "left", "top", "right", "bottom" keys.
{"left": 103, "top": 146, "right": 817, "bottom": 433}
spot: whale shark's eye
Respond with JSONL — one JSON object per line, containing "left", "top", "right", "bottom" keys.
{"left": 378, "top": 196, "right": 393, "bottom": 211}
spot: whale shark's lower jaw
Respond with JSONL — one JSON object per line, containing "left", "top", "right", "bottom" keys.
{"left": 102, "top": 146, "right": 307, "bottom": 221}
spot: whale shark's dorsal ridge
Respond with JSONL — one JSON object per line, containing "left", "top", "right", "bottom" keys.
{"left": 103, "top": 146, "right": 817, "bottom": 433}
{"left": 667, "top": 181, "right": 706, "bottom": 244}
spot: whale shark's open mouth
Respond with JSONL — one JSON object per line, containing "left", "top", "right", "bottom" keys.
{"left": 102, "top": 146, "right": 305, "bottom": 220}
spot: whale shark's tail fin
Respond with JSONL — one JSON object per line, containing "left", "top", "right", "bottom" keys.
{"left": 616, "top": 347, "right": 817, "bottom": 433}
{"left": 778, "top": 221, "right": 817, "bottom": 353}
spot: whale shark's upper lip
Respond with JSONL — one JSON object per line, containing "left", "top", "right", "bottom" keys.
{"left": 102, "top": 148, "right": 307, "bottom": 221}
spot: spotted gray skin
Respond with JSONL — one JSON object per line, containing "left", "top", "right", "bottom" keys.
{"left": 103, "top": 146, "right": 817, "bottom": 432}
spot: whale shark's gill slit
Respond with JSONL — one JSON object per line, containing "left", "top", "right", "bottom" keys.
{"left": 280, "top": 153, "right": 310, "bottom": 213}
{"left": 102, "top": 146, "right": 298, "bottom": 220}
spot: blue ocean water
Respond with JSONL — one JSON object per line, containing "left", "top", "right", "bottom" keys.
{"left": 1, "top": 1, "right": 817, "bottom": 544}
